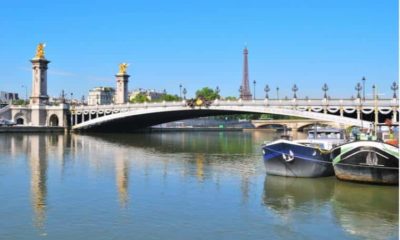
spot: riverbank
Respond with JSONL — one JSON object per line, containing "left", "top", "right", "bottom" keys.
{"left": 0, "top": 126, "right": 65, "bottom": 133}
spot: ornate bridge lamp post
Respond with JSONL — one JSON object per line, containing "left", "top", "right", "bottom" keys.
{"left": 362, "top": 77, "right": 366, "bottom": 101}
{"left": 60, "top": 89, "right": 66, "bottom": 104}
{"left": 372, "top": 84, "right": 375, "bottom": 96}
{"left": 391, "top": 81, "right": 398, "bottom": 99}
{"left": 183, "top": 88, "right": 187, "bottom": 100}
{"left": 239, "top": 86, "right": 243, "bottom": 99}
{"left": 253, "top": 80, "right": 256, "bottom": 100}
{"left": 322, "top": 83, "right": 328, "bottom": 99}
{"left": 264, "top": 85, "right": 270, "bottom": 99}
{"left": 179, "top": 84, "right": 183, "bottom": 99}
{"left": 292, "top": 84, "right": 298, "bottom": 99}
{"left": 215, "top": 86, "right": 220, "bottom": 100}
{"left": 276, "top": 87, "right": 279, "bottom": 100}
{"left": 355, "top": 82, "right": 362, "bottom": 99}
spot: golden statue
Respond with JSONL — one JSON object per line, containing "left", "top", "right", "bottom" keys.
{"left": 35, "top": 43, "right": 46, "bottom": 59}
{"left": 119, "top": 63, "right": 129, "bottom": 74}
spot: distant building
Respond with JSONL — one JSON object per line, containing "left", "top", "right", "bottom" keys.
{"left": 129, "top": 88, "right": 164, "bottom": 102}
{"left": 0, "top": 91, "right": 19, "bottom": 103}
{"left": 88, "top": 87, "right": 115, "bottom": 105}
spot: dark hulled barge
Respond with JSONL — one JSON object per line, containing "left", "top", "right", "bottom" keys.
{"left": 262, "top": 128, "right": 346, "bottom": 178}
{"left": 331, "top": 141, "right": 399, "bottom": 185}
{"left": 262, "top": 139, "right": 334, "bottom": 177}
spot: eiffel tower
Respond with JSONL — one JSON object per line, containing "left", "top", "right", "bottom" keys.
{"left": 240, "top": 47, "right": 252, "bottom": 100}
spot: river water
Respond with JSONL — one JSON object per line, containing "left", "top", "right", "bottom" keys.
{"left": 0, "top": 131, "right": 398, "bottom": 240}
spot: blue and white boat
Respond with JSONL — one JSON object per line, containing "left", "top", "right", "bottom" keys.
{"left": 262, "top": 128, "right": 346, "bottom": 178}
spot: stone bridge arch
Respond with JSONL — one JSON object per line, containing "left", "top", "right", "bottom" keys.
{"left": 13, "top": 111, "right": 29, "bottom": 125}
{"left": 71, "top": 103, "right": 373, "bottom": 132}
{"left": 48, "top": 114, "right": 59, "bottom": 126}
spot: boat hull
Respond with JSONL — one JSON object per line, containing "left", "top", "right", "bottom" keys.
{"left": 332, "top": 141, "right": 399, "bottom": 185}
{"left": 263, "top": 141, "right": 334, "bottom": 177}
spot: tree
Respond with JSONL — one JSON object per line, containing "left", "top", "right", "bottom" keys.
{"left": 195, "top": 87, "right": 220, "bottom": 101}
{"left": 129, "top": 93, "right": 148, "bottom": 103}
{"left": 12, "top": 99, "right": 28, "bottom": 105}
{"left": 160, "top": 94, "right": 180, "bottom": 102}
{"left": 224, "top": 96, "right": 237, "bottom": 101}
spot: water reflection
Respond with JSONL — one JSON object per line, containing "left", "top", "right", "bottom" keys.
{"left": 0, "top": 132, "right": 397, "bottom": 239}
{"left": 81, "top": 131, "right": 274, "bottom": 154}
{"left": 28, "top": 135, "right": 47, "bottom": 232}
{"left": 332, "top": 181, "right": 399, "bottom": 240}
{"left": 262, "top": 174, "right": 399, "bottom": 240}
{"left": 262, "top": 176, "right": 335, "bottom": 220}
{"left": 115, "top": 151, "right": 130, "bottom": 208}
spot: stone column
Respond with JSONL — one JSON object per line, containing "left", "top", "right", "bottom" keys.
{"left": 30, "top": 58, "right": 50, "bottom": 105}
{"left": 29, "top": 44, "right": 50, "bottom": 126}
{"left": 115, "top": 73, "right": 130, "bottom": 104}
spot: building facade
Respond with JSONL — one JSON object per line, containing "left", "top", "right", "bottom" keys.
{"left": 88, "top": 87, "right": 115, "bottom": 105}
{"left": 129, "top": 89, "right": 164, "bottom": 102}
{"left": 0, "top": 91, "right": 19, "bottom": 103}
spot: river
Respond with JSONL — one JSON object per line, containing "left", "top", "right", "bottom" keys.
{"left": 0, "top": 131, "right": 398, "bottom": 239}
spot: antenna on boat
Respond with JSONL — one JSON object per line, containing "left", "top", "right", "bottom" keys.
{"left": 314, "top": 122, "right": 317, "bottom": 139}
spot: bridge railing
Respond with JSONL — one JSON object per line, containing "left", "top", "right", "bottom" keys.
{"left": 72, "top": 98, "right": 398, "bottom": 112}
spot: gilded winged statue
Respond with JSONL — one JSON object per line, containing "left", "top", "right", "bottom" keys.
{"left": 119, "top": 63, "right": 129, "bottom": 74}
{"left": 35, "top": 43, "right": 45, "bottom": 59}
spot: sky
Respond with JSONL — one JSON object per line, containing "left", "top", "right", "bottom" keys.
{"left": 0, "top": 0, "right": 398, "bottom": 100}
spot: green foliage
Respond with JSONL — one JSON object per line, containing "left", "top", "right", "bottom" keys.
{"left": 160, "top": 94, "right": 181, "bottom": 102}
{"left": 224, "top": 96, "right": 237, "bottom": 100}
{"left": 195, "top": 87, "right": 220, "bottom": 101}
{"left": 130, "top": 93, "right": 181, "bottom": 103}
{"left": 129, "top": 93, "right": 148, "bottom": 103}
{"left": 12, "top": 99, "right": 28, "bottom": 105}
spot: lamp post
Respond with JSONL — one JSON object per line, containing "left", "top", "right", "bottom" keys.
{"left": 21, "top": 85, "right": 27, "bottom": 103}
{"left": 292, "top": 84, "right": 298, "bottom": 99}
{"left": 372, "top": 84, "right": 376, "bottom": 99}
{"left": 215, "top": 86, "right": 220, "bottom": 100}
{"left": 183, "top": 88, "right": 187, "bottom": 100}
{"left": 355, "top": 82, "right": 362, "bottom": 99}
{"left": 253, "top": 80, "right": 256, "bottom": 100}
{"left": 60, "top": 89, "right": 66, "bottom": 103}
{"left": 70, "top": 93, "right": 73, "bottom": 105}
{"left": 391, "top": 81, "right": 398, "bottom": 99}
{"left": 322, "top": 83, "right": 328, "bottom": 99}
{"left": 362, "top": 77, "right": 366, "bottom": 101}
{"left": 239, "top": 86, "right": 243, "bottom": 98}
{"left": 276, "top": 87, "right": 279, "bottom": 100}
{"left": 179, "top": 84, "right": 182, "bottom": 99}
{"left": 264, "top": 84, "right": 270, "bottom": 99}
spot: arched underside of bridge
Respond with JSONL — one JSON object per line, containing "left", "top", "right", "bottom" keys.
{"left": 74, "top": 109, "right": 250, "bottom": 132}
{"left": 72, "top": 106, "right": 373, "bottom": 132}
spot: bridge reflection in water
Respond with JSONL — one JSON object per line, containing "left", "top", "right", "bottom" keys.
{"left": 0, "top": 132, "right": 397, "bottom": 239}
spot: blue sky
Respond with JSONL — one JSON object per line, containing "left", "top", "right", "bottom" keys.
{"left": 0, "top": 0, "right": 397, "bottom": 100}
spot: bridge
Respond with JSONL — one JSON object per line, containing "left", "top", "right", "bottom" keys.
{"left": 69, "top": 98, "right": 398, "bottom": 132}
{"left": 0, "top": 44, "right": 398, "bottom": 132}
